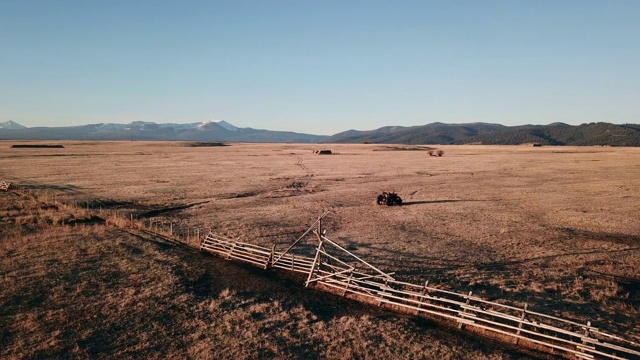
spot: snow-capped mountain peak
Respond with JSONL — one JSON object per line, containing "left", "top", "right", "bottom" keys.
{"left": 0, "top": 120, "right": 27, "bottom": 130}
{"left": 199, "top": 119, "right": 238, "bottom": 131}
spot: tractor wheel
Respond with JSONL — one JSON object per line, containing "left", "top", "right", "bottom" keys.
{"left": 376, "top": 194, "right": 385, "bottom": 205}
{"left": 386, "top": 196, "right": 394, "bottom": 206}
{"left": 395, "top": 197, "right": 402, "bottom": 206}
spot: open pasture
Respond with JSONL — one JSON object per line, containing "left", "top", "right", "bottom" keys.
{"left": 1, "top": 141, "right": 639, "bottom": 357}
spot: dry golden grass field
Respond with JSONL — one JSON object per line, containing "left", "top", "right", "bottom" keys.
{"left": 1, "top": 141, "right": 639, "bottom": 359}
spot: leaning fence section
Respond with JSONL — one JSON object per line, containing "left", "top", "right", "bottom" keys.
{"left": 311, "top": 257, "right": 639, "bottom": 360}
{"left": 200, "top": 233, "right": 315, "bottom": 274}
{"left": 270, "top": 252, "right": 315, "bottom": 274}
{"left": 201, "top": 233, "right": 272, "bottom": 268}
{"left": 199, "top": 228, "right": 640, "bottom": 360}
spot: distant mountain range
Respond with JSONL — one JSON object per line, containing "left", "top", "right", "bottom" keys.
{"left": 0, "top": 120, "right": 327, "bottom": 143}
{"left": 1, "top": 120, "right": 639, "bottom": 146}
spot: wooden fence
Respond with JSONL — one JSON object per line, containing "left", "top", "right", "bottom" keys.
{"left": 201, "top": 233, "right": 314, "bottom": 273}
{"left": 200, "top": 229, "right": 640, "bottom": 360}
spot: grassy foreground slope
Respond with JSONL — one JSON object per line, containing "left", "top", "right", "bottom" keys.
{"left": 0, "top": 192, "right": 545, "bottom": 359}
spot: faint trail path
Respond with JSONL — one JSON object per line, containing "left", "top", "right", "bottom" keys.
{"left": 295, "top": 156, "right": 314, "bottom": 176}
{"left": 137, "top": 201, "right": 210, "bottom": 218}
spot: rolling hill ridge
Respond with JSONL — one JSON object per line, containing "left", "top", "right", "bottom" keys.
{"left": 324, "top": 122, "right": 640, "bottom": 146}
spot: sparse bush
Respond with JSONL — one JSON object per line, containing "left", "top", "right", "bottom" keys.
{"left": 436, "top": 149, "right": 444, "bottom": 157}
{"left": 287, "top": 181, "right": 307, "bottom": 189}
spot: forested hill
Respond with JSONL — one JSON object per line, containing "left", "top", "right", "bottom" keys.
{"left": 324, "top": 122, "right": 507, "bottom": 144}
{"left": 324, "top": 122, "right": 640, "bottom": 146}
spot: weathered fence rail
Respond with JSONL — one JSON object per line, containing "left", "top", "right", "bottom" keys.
{"left": 271, "top": 252, "right": 315, "bottom": 274}
{"left": 200, "top": 229, "right": 640, "bottom": 360}
{"left": 201, "top": 233, "right": 315, "bottom": 273}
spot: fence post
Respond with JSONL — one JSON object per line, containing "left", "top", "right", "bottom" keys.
{"left": 305, "top": 239, "right": 324, "bottom": 287}
{"left": 583, "top": 320, "right": 591, "bottom": 339}
{"left": 580, "top": 320, "right": 594, "bottom": 354}
{"left": 265, "top": 244, "right": 275, "bottom": 269}
{"left": 514, "top": 303, "right": 528, "bottom": 344}
{"left": 378, "top": 278, "right": 389, "bottom": 306}
{"left": 416, "top": 280, "right": 429, "bottom": 315}
{"left": 227, "top": 242, "right": 237, "bottom": 259}
{"left": 458, "top": 290, "right": 473, "bottom": 329}
{"left": 342, "top": 268, "right": 355, "bottom": 297}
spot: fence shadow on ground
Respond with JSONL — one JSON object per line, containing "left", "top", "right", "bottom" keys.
{"left": 17, "top": 183, "right": 80, "bottom": 193}
{"left": 401, "top": 199, "right": 483, "bottom": 206}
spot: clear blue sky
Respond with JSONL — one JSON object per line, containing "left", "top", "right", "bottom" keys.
{"left": 1, "top": 1, "right": 638, "bottom": 135}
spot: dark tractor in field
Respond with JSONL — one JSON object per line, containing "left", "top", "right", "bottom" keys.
{"left": 376, "top": 192, "right": 403, "bottom": 206}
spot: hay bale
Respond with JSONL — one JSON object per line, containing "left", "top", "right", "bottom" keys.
{"left": 314, "top": 150, "right": 332, "bottom": 155}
